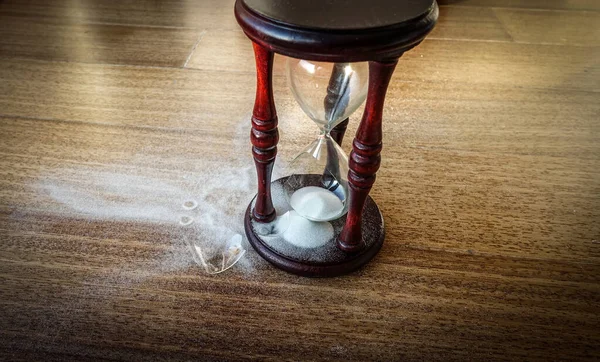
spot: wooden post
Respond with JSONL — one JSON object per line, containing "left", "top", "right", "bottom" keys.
{"left": 250, "top": 42, "right": 278, "bottom": 223}
{"left": 338, "top": 60, "right": 398, "bottom": 253}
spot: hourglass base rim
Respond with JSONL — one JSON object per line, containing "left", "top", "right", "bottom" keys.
{"left": 244, "top": 175, "right": 385, "bottom": 278}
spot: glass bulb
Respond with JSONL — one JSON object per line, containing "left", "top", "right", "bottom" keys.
{"left": 286, "top": 59, "right": 369, "bottom": 130}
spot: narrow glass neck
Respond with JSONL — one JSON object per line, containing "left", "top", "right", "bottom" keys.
{"left": 318, "top": 128, "right": 335, "bottom": 138}
{"left": 321, "top": 120, "right": 344, "bottom": 135}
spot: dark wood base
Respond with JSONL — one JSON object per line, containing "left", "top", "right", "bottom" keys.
{"left": 244, "top": 176, "right": 385, "bottom": 277}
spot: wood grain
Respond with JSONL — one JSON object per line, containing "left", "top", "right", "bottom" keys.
{"left": 185, "top": 29, "right": 288, "bottom": 74}
{"left": 396, "top": 39, "right": 600, "bottom": 91}
{"left": 0, "top": 0, "right": 238, "bottom": 29}
{"left": 0, "top": 59, "right": 260, "bottom": 129}
{"left": 494, "top": 8, "right": 600, "bottom": 46}
{"left": 0, "top": 0, "right": 599, "bottom": 361}
{"left": 0, "top": 16, "right": 199, "bottom": 67}
{"left": 438, "top": 0, "right": 600, "bottom": 11}
{"left": 430, "top": 5, "right": 512, "bottom": 41}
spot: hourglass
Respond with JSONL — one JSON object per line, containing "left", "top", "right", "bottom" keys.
{"left": 236, "top": 0, "right": 438, "bottom": 277}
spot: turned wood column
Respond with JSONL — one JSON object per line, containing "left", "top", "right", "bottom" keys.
{"left": 250, "top": 42, "right": 278, "bottom": 223}
{"left": 338, "top": 60, "right": 398, "bottom": 253}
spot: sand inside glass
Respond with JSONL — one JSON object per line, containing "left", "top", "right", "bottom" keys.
{"left": 289, "top": 186, "right": 344, "bottom": 221}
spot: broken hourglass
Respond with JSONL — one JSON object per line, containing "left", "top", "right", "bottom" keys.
{"left": 284, "top": 59, "right": 369, "bottom": 222}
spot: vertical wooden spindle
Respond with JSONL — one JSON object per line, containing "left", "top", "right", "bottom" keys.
{"left": 250, "top": 42, "right": 278, "bottom": 223}
{"left": 338, "top": 59, "right": 398, "bottom": 253}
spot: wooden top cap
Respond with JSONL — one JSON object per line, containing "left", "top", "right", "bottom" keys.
{"left": 235, "top": 0, "right": 438, "bottom": 62}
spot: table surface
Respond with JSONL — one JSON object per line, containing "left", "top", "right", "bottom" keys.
{"left": 0, "top": 0, "right": 599, "bottom": 361}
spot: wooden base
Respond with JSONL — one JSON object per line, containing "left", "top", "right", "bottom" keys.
{"left": 244, "top": 176, "right": 385, "bottom": 277}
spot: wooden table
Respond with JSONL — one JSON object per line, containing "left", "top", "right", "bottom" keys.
{"left": 0, "top": 0, "right": 598, "bottom": 360}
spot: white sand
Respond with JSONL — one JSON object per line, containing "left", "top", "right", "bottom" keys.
{"left": 281, "top": 211, "right": 333, "bottom": 249}
{"left": 289, "top": 186, "right": 344, "bottom": 221}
